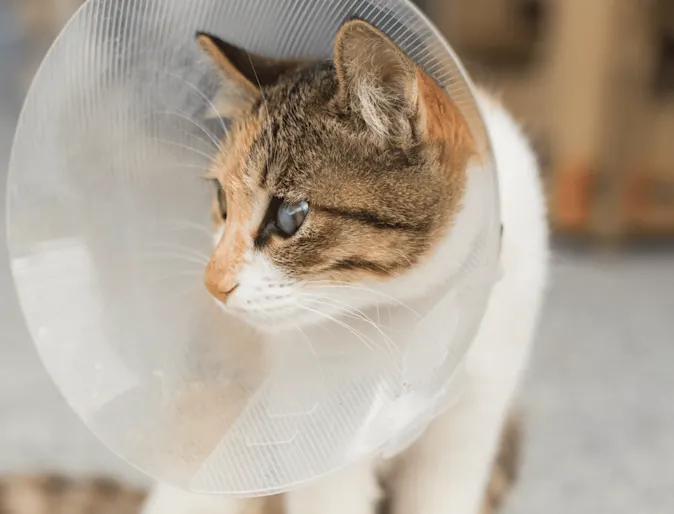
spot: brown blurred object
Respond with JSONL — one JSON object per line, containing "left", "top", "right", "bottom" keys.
{"left": 551, "top": 162, "right": 595, "bottom": 233}
{"left": 421, "top": 0, "right": 674, "bottom": 241}
{"left": 10, "top": 0, "right": 84, "bottom": 88}
{"left": 0, "top": 474, "right": 146, "bottom": 514}
{"left": 419, "top": 0, "right": 545, "bottom": 66}
{"left": 623, "top": 169, "right": 674, "bottom": 235}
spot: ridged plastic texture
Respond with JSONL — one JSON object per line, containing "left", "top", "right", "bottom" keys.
{"left": 7, "top": 0, "right": 500, "bottom": 496}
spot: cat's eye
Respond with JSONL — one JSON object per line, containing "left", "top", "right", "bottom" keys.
{"left": 276, "top": 200, "right": 309, "bottom": 236}
{"left": 216, "top": 183, "right": 227, "bottom": 220}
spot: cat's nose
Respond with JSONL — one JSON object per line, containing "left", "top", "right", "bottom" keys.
{"left": 204, "top": 260, "right": 240, "bottom": 303}
{"left": 206, "top": 278, "right": 240, "bottom": 303}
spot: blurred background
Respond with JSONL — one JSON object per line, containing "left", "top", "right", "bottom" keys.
{"left": 0, "top": 1, "right": 673, "bottom": 513}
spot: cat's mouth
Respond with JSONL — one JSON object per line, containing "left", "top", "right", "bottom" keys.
{"left": 212, "top": 295, "right": 340, "bottom": 334}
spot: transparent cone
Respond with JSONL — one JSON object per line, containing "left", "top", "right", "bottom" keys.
{"left": 6, "top": 0, "right": 500, "bottom": 495}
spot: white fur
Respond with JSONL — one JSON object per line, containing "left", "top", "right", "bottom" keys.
{"left": 357, "top": 82, "right": 393, "bottom": 140}
{"left": 143, "top": 91, "right": 548, "bottom": 514}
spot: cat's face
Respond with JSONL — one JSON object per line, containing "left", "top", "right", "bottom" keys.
{"left": 198, "top": 20, "right": 474, "bottom": 332}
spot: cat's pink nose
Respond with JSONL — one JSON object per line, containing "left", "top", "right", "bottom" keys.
{"left": 204, "top": 258, "right": 240, "bottom": 303}
{"left": 206, "top": 278, "right": 239, "bottom": 304}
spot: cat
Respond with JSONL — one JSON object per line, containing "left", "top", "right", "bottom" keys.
{"left": 141, "top": 18, "right": 548, "bottom": 514}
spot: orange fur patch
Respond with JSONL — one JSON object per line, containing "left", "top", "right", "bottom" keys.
{"left": 205, "top": 116, "right": 266, "bottom": 302}
{"left": 417, "top": 70, "right": 476, "bottom": 173}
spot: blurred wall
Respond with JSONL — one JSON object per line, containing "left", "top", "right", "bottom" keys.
{"left": 419, "top": 0, "right": 674, "bottom": 240}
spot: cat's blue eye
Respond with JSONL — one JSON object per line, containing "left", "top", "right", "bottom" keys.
{"left": 276, "top": 200, "right": 309, "bottom": 236}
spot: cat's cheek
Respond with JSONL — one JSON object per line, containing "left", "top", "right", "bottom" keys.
{"left": 221, "top": 252, "right": 296, "bottom": 314}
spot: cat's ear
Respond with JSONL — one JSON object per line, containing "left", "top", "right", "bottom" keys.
{"left": 196, "top": 32, "right": 304, "bottom": 118}
{"left": 333, "top": 19, "right": 419, "bottom": 141}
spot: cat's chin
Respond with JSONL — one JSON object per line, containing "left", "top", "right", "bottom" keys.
{"left": 220, "top": 306, "right": 332, "bottom": 335}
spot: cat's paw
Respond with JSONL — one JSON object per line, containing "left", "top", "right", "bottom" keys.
{"left": 141, "top": 483, "right": 268, "bottom": 514}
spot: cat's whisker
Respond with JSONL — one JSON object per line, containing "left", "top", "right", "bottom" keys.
{"left": 162, "top": 162, "right": 212, "bottom": 172}
{"left": 297, "top": 292, "right": 374, "bottom": 321}
{"left": 148, "top": 242, "right": 211, "bottom": 263}
{"left": 159, "top": 220, "right": 213, "bottom": 240}
{"left": 298, "top": 293, "right": 399, "bottom": 356}
{"left": 151, "top": 137, "right": 215, "bottom": 162}
{"left": 294, "top": 302, "right": 379, "bottom": 352}
{"left": 298, "top": 294, "right": 369, "bottom": 324}
{"left": 160, "top": 124, "right": 218, "bottom": 154}
{"left": 161, "top": 219, "right": 214, "bottom": 239}
{"left": 147, "top": 115, "right": 218, "bottom": 157}
{"left": 303, "top": 280, "right": 422, "bottom": 318}
{"left": 304, "top": 294, "right": 394, "bottom": 339}
{"left": 157, "top": 110, "right": 224, "bottom": 151}
{"left": 290, "top": 321, "right": 320, "bottom": 361}
{"left": 152, "top": 68, "right": 230, "bottom": 140}
{"left": 141, "top": 251, "right": 208, "bottom": 268}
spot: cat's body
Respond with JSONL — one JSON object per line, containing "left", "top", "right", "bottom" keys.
{"left": 141, "top": 27, "right": 549, "bottom": 513}
{"left": 7, "top": 10, "right": 547, "bottom": 514}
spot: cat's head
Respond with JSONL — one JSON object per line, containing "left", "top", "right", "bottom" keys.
{"left": 197, "top": 19, "right": 475, "bottom": 332}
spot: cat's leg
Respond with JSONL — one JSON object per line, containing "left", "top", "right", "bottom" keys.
{"left": 284, "top": 459, "right": 381, "bottom": 514}
{"left": 141, "top": 461, "right": 379, "bottom": 514}
{"left": 141, "top": 482, "right": 267, "bottom": 514}
{"left": 389, "top": 377, "right": 522, "bottom": 514}
{"left": 479, "top": 414, "right": 522, "bottom": 514}
{"left": 389, "top": 273, "right": 540, "bottom": 514}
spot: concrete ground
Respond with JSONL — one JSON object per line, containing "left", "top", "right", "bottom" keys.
{"left": 1, "top": 6, "right": 673, "bottom": 513}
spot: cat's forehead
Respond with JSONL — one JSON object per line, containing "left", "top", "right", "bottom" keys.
{"left": 245, "top": 69, "right": 345, "bottom": 187}
{"left": 222, "top": 62, "right": 429, "bottom": 205}
{"left": 252, "top": 114, "right": 378, "bottom": 197}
